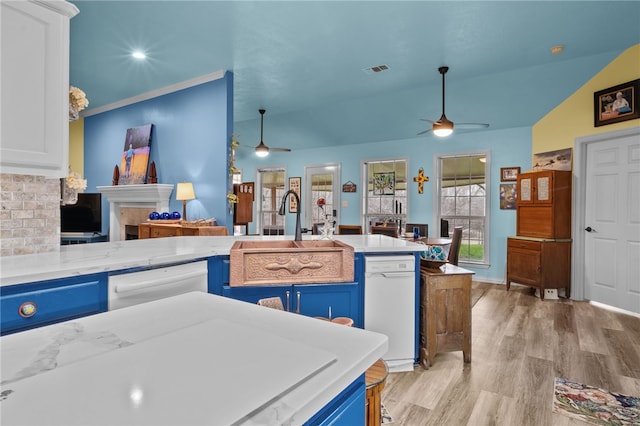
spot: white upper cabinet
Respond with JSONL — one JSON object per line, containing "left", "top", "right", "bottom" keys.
{"left": 1, "top": 0, "right": 79, "bottom": 177}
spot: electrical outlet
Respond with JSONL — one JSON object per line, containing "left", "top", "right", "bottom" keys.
{"left": 544, "top": 289, "right": 559, "bottom": 300}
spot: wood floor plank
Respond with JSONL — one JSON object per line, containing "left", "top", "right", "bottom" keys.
{"left": 466, "top": 390, "right": 518, "bottom": 426}
{"left": 574, "top": 311, "right": 611, "bottom": 355}
{"left": 382, "top": 282, "right": 640, "bottom": 426}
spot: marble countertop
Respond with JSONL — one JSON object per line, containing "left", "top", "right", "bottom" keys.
{"left": 1, "top": 234, "right": 425, "bottom": 287}
{"left": 0, "top": 291, "right": 388, "bottom": 425}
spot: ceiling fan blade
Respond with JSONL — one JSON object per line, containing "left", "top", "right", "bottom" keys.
{"left": 420, "top": 118, "right": 436, "bottom": 123}
{"left": 416, "top": 129, "right": 432, "bottom": 136}
{"left": 270, "top": 147, "right": 292, "bottom": 152}
{"left": 456, "top": 123, "right": 490, "bottom": 129}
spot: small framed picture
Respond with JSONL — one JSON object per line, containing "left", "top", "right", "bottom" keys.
{"left": 594, "top": 79, "right": 639, "bottom": 127}
{"left": 288, "top": 177, "right": 301, "bottom": 213}
{"left": 500, "top": 167, "right": 521, "bottom": 182}
{"left": 500, "top": 183, "right": 517, "bottom": 210}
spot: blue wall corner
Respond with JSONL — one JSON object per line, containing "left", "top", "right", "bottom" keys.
{"left": 84, "top": 72, "right": 234, "bottom": 235}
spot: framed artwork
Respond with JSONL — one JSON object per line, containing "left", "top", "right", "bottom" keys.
{"left": 594, "top": 79, "right": 639, "bottom": 127}
{"left": 119, "top": 124, "right": 153, "bottom": 185}
{"left": 500, "top": 183, "right": 517, "bottom": 210}
{"left": 500, "top": 167, "right": 520, "bottom": 182}
{"left": 533, "top": 148, "right": 572, "bottom": 171}
{"left": 288, "top": 177, "right": 301, "bottom": 213}
{"left": 373, "top": 172, "right": 395, "bottom": 195}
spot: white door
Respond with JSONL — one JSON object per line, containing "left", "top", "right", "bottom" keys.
{"left": 304, "top": 164, "right": 341, "bottom": 232}
{"left": 584, "top": 132, "right": 640, "bottom": 313}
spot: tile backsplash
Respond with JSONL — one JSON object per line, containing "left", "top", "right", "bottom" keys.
{"left": 1, "top": 173, "right": 61, "bottom": 256}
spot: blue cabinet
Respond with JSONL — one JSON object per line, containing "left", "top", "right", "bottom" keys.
{"left": 304, "top": 375, "right": 366, "bottom": 425}
{"left": 1, "top": 273, "right": 108, "bottom": 335}
{"left": 223, "top": 282, "right": 361, "bottom": 326}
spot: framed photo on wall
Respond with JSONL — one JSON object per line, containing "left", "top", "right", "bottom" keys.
{"left": 288, "top": 177, "right": 301, "bottom": 213}
{"left": 500, "top": 183, "right": 517, "bottom": 210}
{"left": 500, "top": 167, "right": 520, "bottom": 182}
{"left": 594, "top": 79, "right": 639, "bottom": 127}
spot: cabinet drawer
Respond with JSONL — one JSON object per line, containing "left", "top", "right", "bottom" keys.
{"left": 507, "top": 238, "right": 541, "bottom": 251}
{"left": 150, "top": 227, "right": 179, "bottom": 238}
{"left": 1, "top": 274, "right": 107, "bottom": 335}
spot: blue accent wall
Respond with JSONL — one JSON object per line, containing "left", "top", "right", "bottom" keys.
{"left": 84, "top": 73, "right": 233, "bottom": 235}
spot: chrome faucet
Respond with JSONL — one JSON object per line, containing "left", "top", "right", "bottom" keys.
{"left": 278, "top": 190, "right": 302, "bottom": 241}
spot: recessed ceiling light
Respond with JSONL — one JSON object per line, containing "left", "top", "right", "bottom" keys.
{"left": 132, "top": 50, "right": 146, "bottom": 60}
{"left": 550, "top": 45, "right": 564, "bottom": 55}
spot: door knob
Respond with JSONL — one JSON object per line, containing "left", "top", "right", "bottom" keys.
{"left": 585, "top": 226, "right": 595, "bottom": 232}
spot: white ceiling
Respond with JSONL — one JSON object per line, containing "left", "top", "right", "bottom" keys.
{"left": 69, "top": 1, "right": 640, "bottom": 151}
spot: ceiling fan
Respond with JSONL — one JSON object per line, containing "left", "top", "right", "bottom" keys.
{"left": 254, "top": 109, "right": 291, "bottom": 157}
{"left": 418, "top": 66, "right": 489, "bottom": 137}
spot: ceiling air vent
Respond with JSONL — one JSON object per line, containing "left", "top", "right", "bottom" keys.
{"left": 362, "top": 64, "right": 389, "bottom": 75}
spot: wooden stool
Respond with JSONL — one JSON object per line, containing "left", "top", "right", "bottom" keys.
{"left": 365, "top": 358, "right": 388, "bottom": 426}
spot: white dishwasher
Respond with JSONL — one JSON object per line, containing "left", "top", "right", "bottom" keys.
{"left": 364, "top": 255, "right": 416, "bottom": 372}
{"left": 108, "top": 261, "right": 208, "bottom": 310}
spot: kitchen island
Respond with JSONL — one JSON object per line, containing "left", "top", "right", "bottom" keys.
{"left": 0, "top": 234, "right": 424, "bottom": 287}
{"left": 1, "top": 291, "right": 387, "bottom": 425}
{"left": 1, "top": 235, "right": 422, "bottom": 424}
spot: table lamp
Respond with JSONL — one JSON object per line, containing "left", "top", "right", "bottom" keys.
{"left": 176, "top": 182, "right": 195, "bottom": 220}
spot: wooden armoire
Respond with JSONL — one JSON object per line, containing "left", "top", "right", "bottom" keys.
{"left": 506, "top": 170, "right": 572, "bottom": 299}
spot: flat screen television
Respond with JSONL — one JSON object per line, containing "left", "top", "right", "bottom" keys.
{"left": 61, "top": 193, "right": 102, "bottom": 234}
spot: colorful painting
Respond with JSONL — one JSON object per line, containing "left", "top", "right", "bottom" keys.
{"left": 119, "top": 124, "right": 153, "bottom": 185}
{"left": 373, "top": 172, "right": 395, "bottom": 195}
{"left": 500, "top": 183, "right": 517, "bottom": 210}
{"left": 532, "top": 148, "right": 572, "bottom": 171}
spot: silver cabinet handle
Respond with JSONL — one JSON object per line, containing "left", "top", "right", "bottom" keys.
{"left": 285, "top": 291, "right": 290, "bottom": 312}
{"left": 296, "top": 291, "right": 301, "bottom": 314}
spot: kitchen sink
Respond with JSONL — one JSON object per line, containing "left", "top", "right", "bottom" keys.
{"left": 229, "top": 239, "right": 354, "bottom": 286}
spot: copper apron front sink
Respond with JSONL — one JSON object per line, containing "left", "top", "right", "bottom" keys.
{"left": 229, "top": 240, "right": 354, "bottom": 286}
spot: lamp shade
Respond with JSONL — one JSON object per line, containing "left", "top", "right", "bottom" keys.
{"left": 176, "top": 182, "right": 196, "bottom": 201}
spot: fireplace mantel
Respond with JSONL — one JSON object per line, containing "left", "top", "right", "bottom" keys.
{"left": 97, "top": 184, "right": 174, "bottom": 241}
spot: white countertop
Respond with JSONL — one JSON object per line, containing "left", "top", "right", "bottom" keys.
{"left": 0, "top": 234, "right": 425, "bottom": 287}
{"left": 0, "top": 291, "right": 388, "bottom": 425}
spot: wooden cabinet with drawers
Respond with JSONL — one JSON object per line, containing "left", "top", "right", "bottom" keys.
{"left": 138, "top": 223, "right": 229, "bottom": 238}
{"left": 506, "top": 237, "right": 571, "bottom": 299}
{"left": 516, "top": 170, "right": 571, "bottom": 239}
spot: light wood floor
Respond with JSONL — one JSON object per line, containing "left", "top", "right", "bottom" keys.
{"left": 382, "top": 282, "right": 640, "bottom": 425}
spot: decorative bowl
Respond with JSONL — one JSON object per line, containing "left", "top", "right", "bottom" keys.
{"left": 420, "top": 243, "right": 451, "bottom": 269}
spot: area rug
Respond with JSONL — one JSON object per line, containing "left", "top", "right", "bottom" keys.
{"left": 553, "top": 377, "right": 640, "bottom": 425}
{"left": 381, "top": 403, "right": 395, "bottom": 424}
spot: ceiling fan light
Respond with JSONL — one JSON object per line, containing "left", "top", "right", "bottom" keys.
{"left": 255, "top": 141, "right": 269, "bottom": 157}
{"left": 433, "top": 115, "right": 454, "bottom": 137}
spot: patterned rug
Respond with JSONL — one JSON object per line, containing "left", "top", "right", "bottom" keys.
{"left": 381, "top": 403, "right": 394, "bottom": 424}
{"left": 553, "top": 377, "right": 640, "bottom": 425}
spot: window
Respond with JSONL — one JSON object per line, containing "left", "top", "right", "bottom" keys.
{"left": 436, "top": 153, "right": 489, "bottom": 265}
{"left": 363, "top": 159, "right": 408, "bottom": 233}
